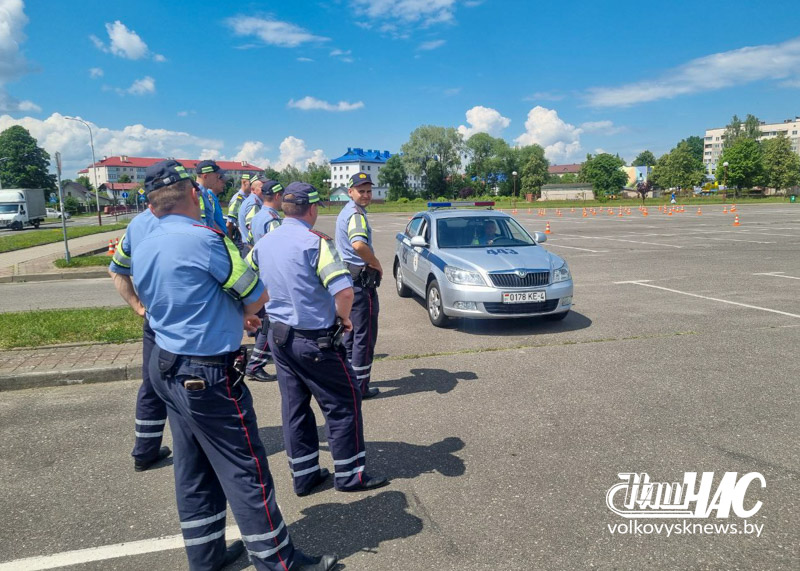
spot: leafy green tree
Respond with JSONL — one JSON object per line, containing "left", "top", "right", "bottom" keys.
{"left": 465, "top": 133, "right": 508, "bottom": 193}
{"left": 0, "top": 125, "right": 56, "bottom": 191}
{"left": 761, "top": 133, "right": 800, "bottom": 194}
{"left": 579, "top": 153, "right": 628, "bottom": 197}
{"left": 263, "top": 167, "right": 281, "bottom": 181}
{"left": 723, "top": 114, "right": 761, "bottom": 148}
{"left": 632, "top": 150, "right": 656, "bottom": 167}
{"left": 650, "top": 142, "right": 706, "bottom": 191}
{"left": 400, "top": 125, "right": 464, "bottom": 197}
{"left": 494, "top": 144, "right": 545, "bottom": 196}
{"left": 717, "top": 139, "right": 763, "bottom": 195}
{"left": 303, "top": 162, "right": 331, "bottom": 198}
{"left": 378, "top": 154, "right": 409, "bottom": 201}
{"left": 278, "top": 165, "right": 303, "bottom": 188}
{"left": 63, "top": 196, "right": 80, "bottom": 215}
{"left": 635, "top": 180, "right": 653, "bottom": 204}
{"left": 677, "top": 136, "right": 704, "bottom": 163}
{"left": 519, "top": 145, "right": 549, "bottom": 199}
{"left": 76, "top": 175, "right": 94, "bottom": 191}
{"left": 117, "top": 174, "right": 132, "bottom": 183}
{"left": 560, "top": 172, "right": 578, "bottom": 183}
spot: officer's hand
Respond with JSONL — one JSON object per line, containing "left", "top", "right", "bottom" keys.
{"left": 370, "top": 260, "right": 383, "bottom": 277}
{"left": 341, "top": 316, "right": 353, "bottom": 333}
{"left": 244, "top": 313, "right": 261, "bottom": 333}
{"left": 135, "top": 303, "right": 146, "bottom": 318}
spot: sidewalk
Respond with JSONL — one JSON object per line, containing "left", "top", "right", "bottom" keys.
{"left": 0, "top": 228, "right": 127, "bottom": 282}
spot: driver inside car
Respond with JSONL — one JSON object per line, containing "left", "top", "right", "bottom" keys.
{"left": 472, "top": 219, "right": 499, "bottom": 245}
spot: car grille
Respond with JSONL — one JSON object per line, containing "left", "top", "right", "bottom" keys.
{"left": 483, "top": 299, "right": 559, "bottom": 315}
{"left": 488, "top": 271, "right": 550, "bottom": 288}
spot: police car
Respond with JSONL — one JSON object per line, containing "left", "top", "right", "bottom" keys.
{"left": 393, "top": 202, "right": 573, "bottom": 327}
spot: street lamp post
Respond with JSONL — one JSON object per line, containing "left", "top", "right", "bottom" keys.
{"left": 65, "top": 116, "right": 102, "bottom": 226}
{"left": 722, "top": 161, "right": 729, "bottom": 203}
{"left": 512, "top": 171, "right": 518, "bottom": 207}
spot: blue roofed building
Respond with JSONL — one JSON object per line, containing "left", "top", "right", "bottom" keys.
{"left": 328, "top": 147, "right": 428, "bottom": 200}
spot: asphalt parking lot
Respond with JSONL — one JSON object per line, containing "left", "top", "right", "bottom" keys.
{"left": 1, "top": 204, "right": 798, "bottom": 570}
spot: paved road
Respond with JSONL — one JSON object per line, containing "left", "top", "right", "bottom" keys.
{"left": 0, "top": 204, "right": 798, "bottom": 570}
{"left": 0, "top": 212, "right": 137, "bottom": 236}
{"left": 0, "top": 277, "right": 121, "bottom": 313}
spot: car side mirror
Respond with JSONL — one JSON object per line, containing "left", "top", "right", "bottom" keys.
{"left": 532, "top": 231, "right": 547, "bottom": 243}
{"left": 410, "top": 235, "right": 428, "bottom": 248}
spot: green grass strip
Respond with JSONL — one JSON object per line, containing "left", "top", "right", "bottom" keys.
{"left": 0, "top": 307, "right": 142, "bottom": 349}
{"left": 0, "top": 223, "right": 129, "bottom": 254}
{"left": 53, "top": 255, "right": 114, "bottom": 268}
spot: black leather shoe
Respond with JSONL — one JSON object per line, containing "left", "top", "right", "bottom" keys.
{"left": 134, "top": 446, "right": 171, "bottom": 472}
{"left": 212, "top": 539, "right": 245, "bottom": 571}
{"left": 296, "top": 468, "right": 330, "bottom": 497}
{"left": 338, "top": 475, "right": 389, "bottom": 492}
{"left": 362, "top": 387, "right": 380, "bottom": 399}
{"left": 248, "top": 369, "right": 276, "bottom": 382}
{"left": 288, "top": 551, "right": 338, "bottom": 571}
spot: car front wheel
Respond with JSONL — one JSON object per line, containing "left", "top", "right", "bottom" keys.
{"left": 426, "top": 279, "right": 449, "bottom": 327}
{"left": 395, "top": 260, "right": 412, "bottom": 298}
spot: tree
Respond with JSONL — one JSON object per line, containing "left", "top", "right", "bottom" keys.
{"left": 0, "top": 125, "right": 56, "bottom": 191}
{"left": 400, "top": 125, "right": 464, "bottom": 197}
{"left": 378, "top": 154, "right": 409, "bottom": 201}
{"left": 723, "top": 114, "right": 761, "bottom": 148}
{"left": 277, "top": 165, "right": 303, "bottom": 188}
{"left": 635, "top": 180, "right": 653, "bottom": 204}
{"left": 632, "top": 150, "right": 656, "bottom": 167}
{"left": 579, "top": 153, "right": 628, "bottom": 197}
{"left": 63, "top": 196, "right": 80, "bottom": 215}
{"left": 650, "top": 142, "right": 706, "bottom": 191}
{"left": 303, "top": 162, "right": 331, "bottom": 198}
{"left": 718, "top": 139, "right": 763, "bottom": 194}
{"left": 465, "top": 133, "right": 508, "bottom": 192}
{"left": 117, "top": 174, "right": 132, "bottom": 183}
{"left": 678, "top": 136, "right": 704, "bottom": 164}
{"left": 76, "top": 175, "right": 94, "bottom": 191}
{"left": 519, "top": 145, "right": 549, "bottom": 199}
{"left": 263, "top": 167, "right": 281, "bottom": 181}
{"left": 761, "top": 133, "right": 800, "bottom": 194}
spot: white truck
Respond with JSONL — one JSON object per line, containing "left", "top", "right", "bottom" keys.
{"left": 0, "top": 188, "right": 47, "bottom": 230}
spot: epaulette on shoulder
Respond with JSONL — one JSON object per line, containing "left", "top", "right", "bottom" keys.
{"left": 193, "top": 223, "right": 225, "bottom": 236}
{"left": 309, "top": 229, "right": 333, "bottom": 240}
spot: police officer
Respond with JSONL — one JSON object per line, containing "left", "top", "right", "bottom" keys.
{"left": 196, "top": 160, "right": 228, "bottom": 232}
{"left": 238, "top": 175, "right": 274, "bottom": 253}
{"left": 244, "top": 183, "right": 284, "bottom": 382}
{"left": 250, "top": 182, "right": 388, "bottom": 495}
{"left": 109, "top": 205, "right": 171, "bottom": 472}
{"left": 335, "top": 172, "right": 381, "bottom": 399}
{"left": 134, "top": 161, "right": 336, "bottom": 571}
{"left": 227, "top": 174, "right": 251, "bottom": 245}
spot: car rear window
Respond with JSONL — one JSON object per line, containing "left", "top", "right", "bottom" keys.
{"left": 436, "top": 216, "right": 537, "bottom": 248}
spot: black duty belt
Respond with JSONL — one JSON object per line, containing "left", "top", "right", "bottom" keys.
{"left": 181, "top": 353, "right": 236, "bottom": 366}
{"left": 292, "top": 326, "right": 336, "bottom": 339}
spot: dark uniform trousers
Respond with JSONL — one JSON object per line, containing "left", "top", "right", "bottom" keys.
{"left": 148, "top": 348, "right": 295, "bottom": 571}
{"left": 247, "top": 324, "right": 272, "bottom": 376}
{"left": 269, "top": 328, "right": 367, "bottom": 493}
{"left": 344, "top": 284, "right": 379, "bottom": 393}
{"left": 131, "top": 320, "right": 168, "bottom": 462}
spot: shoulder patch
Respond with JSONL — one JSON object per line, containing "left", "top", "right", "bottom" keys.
{"left": 193, "top": 223, "right": 224, "bottom": 236}
{"left": 309, "top": 229, "right": 333, "bottom": 240}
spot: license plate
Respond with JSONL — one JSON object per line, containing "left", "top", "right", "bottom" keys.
{"left": 502, "top": 291, "right": 546, "bottom": 303}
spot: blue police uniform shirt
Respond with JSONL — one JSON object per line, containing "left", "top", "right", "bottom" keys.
{"left": 250, "top": 205, "right": 281, "bottom": 244}
{"left": 252, "top": 218, "right": 352, "bottom": 330}
{"left": 132, "top": 214, "right": 265, "bottom": 355}
{"left": 204, "top": 186, "right": 226, "bottom": 231}
{"left": 335, "top": 198, "right": 372, "bottom": 266}
{"left": 197, "top": 185, "right": 221, "bottom": 231}
{"left": 109, "top": 209, "right": 159, "bottom": 276}
{"left": 238, "top": 193, "right": 262, "bottom": 238}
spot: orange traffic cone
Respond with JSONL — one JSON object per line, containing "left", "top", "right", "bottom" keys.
{"left": 723, "top": 206, "right": 728, "bottom": 214}
{"left": 668, "top": 209, "right": 673, "bottom": 216}
{"left": 545, "top": 221, "right": 552, "bottom": 234}
{"left": 642, "top": 208, "right": 649, "bottom": 216}
{"left": 731, "top": 204, "right": 737, "bottom": 212}
{"left": 697, "top": 207, "right": 702, "bottom": 215}
{"left": 106, "top": 240, "right": 115, "bottom": 256}
{"left": 582, "top": 208, "right": 587, "bottom": 217}
{"left": 571, "top": 207, "right": 575, "bottom": 213}
{"left": 512, "top": 208, "right": 518, "bottom": 214}
{"left": 733, "top": 214, "right": 740, "bottom": 226}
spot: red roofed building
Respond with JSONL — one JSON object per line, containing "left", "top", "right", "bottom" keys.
{"left": 77, "top": 155, "right": 264, "bottom": 189}
{"left": 548, "top": 163, "right": 583, "bottom": 177}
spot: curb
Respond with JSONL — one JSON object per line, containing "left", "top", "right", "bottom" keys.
{"left": 0, "top": 365, "right": 136, "bottom": 392}
{"left": 0, "top": 268, "right": 109, "bottom": 283}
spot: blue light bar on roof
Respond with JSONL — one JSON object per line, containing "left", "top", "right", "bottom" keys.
{"left": 427, "top": 201, "right": 495, "bottom": 208}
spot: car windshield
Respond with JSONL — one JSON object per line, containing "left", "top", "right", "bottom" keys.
{"left": 436, "top": 216, "right": 537, "bottom": 248}
{"left": 0, "top": 204, "right": 19, "bottom": 213}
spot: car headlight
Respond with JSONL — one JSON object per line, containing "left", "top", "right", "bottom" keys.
{"left": 552, "top": 263, "right": 571, "bottom": 283}
{"left": 444, "top": 265, "right": 486, "bottom": 286}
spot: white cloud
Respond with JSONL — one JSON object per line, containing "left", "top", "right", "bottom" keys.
{"left": 418, "top": 39, "right": 445, "bottom": 51}
{"left": 457, "top": 105, "right": 510, "bottom": 138}
{"left": 329, "top": 48, "right": 353, "bottom": 63}
{"left": 287, "top": 96, "right": 364, "bottom": 112}
{"left": 230, "top": 141, "right": 272, "bottom": 169}
{"left": 524, "top": 91, "right": 565, "bottom": 102}
{"left": 276, "top": 136, "right": 327, "bottom": 170}
{"left": 177, "top": 110, "right": 196, "bottom": 117}
{"left": 153, "top": 53, "right": 166, "bottom": 63}
{"left": 108, "top": 76, "right": 155, "bottom": 96}
{"left": 297, "top": 57, "right": 314, "bottom": 62}
{"left": 350, "top": 0, "right": 460, "bottom": 27}
{"left": 0, "top": 112, "right": 223, "bottom": 175}
{"left": 580, "top": 120, "right": 626, "bottom": 135}
{"left": 443, "top": 87, "right": 461, "bottom": 96}
{"left": 514, "top": 106, "right": 583, "bottom": 163}
{"left": 89, "top": 67, "right": 104, "bottom": 79}
{"left": 0, "top": 0, "right": 37, "bottom": 113}
{"left": 585, "top": 35, "right": 800, "bottom": 107}
{"left": 225, "top": 16, "right": 329, "bottom": 48}
{"left": 89, "top": 20, "right": 164, "bottom": 62}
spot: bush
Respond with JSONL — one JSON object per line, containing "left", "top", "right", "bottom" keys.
{"left": 63, "top": 196, "right": 80, "bottom": 215}
{"left": 396, "top": 197, "right": 409, "bottom": 204}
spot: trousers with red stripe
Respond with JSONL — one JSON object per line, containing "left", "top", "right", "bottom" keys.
{"left": 131, "top": 320, "right": 168, "bottom": 463}
{"left": 344, "top": 285, "right": 379, "bottom": 392}
{"left": 269, "top": 328, "right": 368, "bottom": 493}
{"left": 149, "top": 347, "right": 296, "bottom": 571}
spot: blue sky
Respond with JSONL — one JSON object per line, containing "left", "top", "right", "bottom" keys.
{"left": 1, "top": 0, "right": 799, "bottom": 176}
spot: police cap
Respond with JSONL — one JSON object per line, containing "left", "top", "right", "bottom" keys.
{"left": 196, "top": 160, "right": 227, "bottom": 180}
{"left": 144, "top": 160, "right": 193, "bottom": 195}
{"left": 282, "top": 182, "right": 321, "bottom": 205}
{"left": 348, "top": 172, "right": 373, "bottom": 188}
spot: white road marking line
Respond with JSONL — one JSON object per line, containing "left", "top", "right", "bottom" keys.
{"left": 559, "top": 234, "right": 683, "bottom": 248}
{"left": 754, "top": 272, "right": 800, "bottom": 280}
{"left": 708, "top": 237, "right": 776, "bottom": 244}
{"left": 618, "top": 281, "right": 800, "bottom": 319}
{"left": 0, "top": 526, "right": 242, "bottom": 570}
{"left": 544, "top": 243, "right": 608, "bottom": 253}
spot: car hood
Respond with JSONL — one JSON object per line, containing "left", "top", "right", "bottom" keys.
{"left": 436, "top": 245, "right": 566, "bottom": 273}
